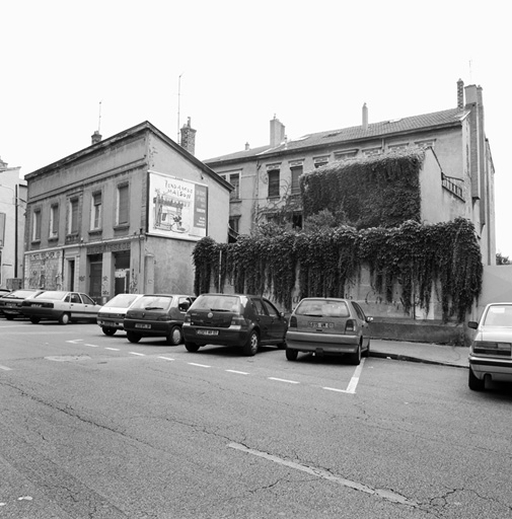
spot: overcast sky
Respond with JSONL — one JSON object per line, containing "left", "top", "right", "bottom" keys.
{"left": 2, "top": 0, "right": 510, "bottom": 255}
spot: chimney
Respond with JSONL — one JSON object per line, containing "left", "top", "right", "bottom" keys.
{"left": 362, "top": 103, "right": 368, "bottom": 130}
{"left": 180, "top": 116, "right": 197, "bottom": 155}
{"left": 457, "top": 78, "right": 464, "bottom": 109}
{"left": 270, "top": 115, "right": 285, "bottom": 147}
{"left": 91, "top": 130, "right": 102, "bottom": 144}
{"left": 245, "top": 142, "right": 250, "bottom": 151}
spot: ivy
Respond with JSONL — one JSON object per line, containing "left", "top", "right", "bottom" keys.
{"left": 192, "top": 218, "right": 482, "bottom": 323}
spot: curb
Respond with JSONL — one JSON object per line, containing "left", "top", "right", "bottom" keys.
{"left": 369, "top": 351, "right": 468, "bottom": 369}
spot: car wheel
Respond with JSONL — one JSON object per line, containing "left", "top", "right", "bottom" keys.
{"left": 184, "top": 341, "right": 200, "bottom": 352}
{"left": 30, "top": 316, "right": 41, "bottom": 324}
{"left": 243, "top": 330, "right": 259, "bottom": 356}
{"left": 59, "top": 313, "right": 71, "bottom": 325}
{"left": 286, "top": 348, "right": 298, "bottom": 361}
{"left": 362, "top": 338, "right": 370, "bottom": 357}
{"left": 167, "top": 326, "right": 182, "bottom": 346}
{"left": 277, "top": 339, "right": 287, "bottom": 350}
{"left": 5, "top": 315, "right": 14, "bottom": 321}
{"left": 349, "top": 342, "right": 362, "bottom": 365}
{"left": 127, "top": 332, "right": 141, "bottom": 343}
{"left": 468, "top": 367, "right": 485, "bottom": 391}
{"left": 102, "top": 327, "right": 116, "bottom": 336}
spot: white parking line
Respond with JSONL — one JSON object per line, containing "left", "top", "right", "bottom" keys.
{"left": 0, "top": 365, "right": 13, "bottom": 371}
{"left": 84, "top": 343, "right": 99, "bottom": 348}
{"left": 268, "top": 377, "right": 299, "bottom": 384}
{"left": 188, "top": 362, "right": 211, "bottom": 368}
{"left": 129, "top": 352, "right": 145, "bottom": 356}
{"left": 226, "top": 369, "right": 249, "bottom": 375}
{"left": 322, "top": 359, "right": 366, "bottom": 394}
{"left": 105, "top": 347, "right": 120, "bottom": 351}
{"left": 158, "top": 356, "right": 175, "bottom": 361}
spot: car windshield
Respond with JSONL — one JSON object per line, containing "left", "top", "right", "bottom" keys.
{"left": 36, "top": 291, "right": 66, "bottom": 300}
{"left": 131, "top": 296, "right": 172, "bottom": 310}
{"left": 105, "top": 294, "right": 140, "bottom": 307}
{"left": 295, "top": 299, "right": 350, "bottom": 318}
{"left": 192, "top": 295, "right": 240, "bottom": 312}
{"left": 482, "top": 305, "right": 512, "bottom": 326}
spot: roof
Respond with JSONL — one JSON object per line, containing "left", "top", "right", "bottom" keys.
{"left": 205, "top": 107, "right": 469, "bottom": 165}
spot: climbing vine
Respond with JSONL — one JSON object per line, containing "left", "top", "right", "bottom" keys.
{"left": 192, "top": 218, "right": 482, "bottom": 323}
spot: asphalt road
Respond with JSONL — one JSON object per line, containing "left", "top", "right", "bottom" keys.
{"left": 1, "top": 320, "right": 511, "bottom": 518}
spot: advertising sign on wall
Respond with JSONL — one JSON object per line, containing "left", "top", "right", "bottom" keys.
{"left": 147, "top": 171, "right": 208, "bottom": 241}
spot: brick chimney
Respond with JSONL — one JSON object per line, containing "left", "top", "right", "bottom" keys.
{"left": 270, "top": 115, "right": 285, "bottom": 147}
{"left": 180, "top": 117, "right": 196, "bottom": 155}
{"left": 91, "top": 130, "right": 102, "bottom": 144}
{"left": 457, "top": 78, "right": 464, "bottom": 109}
{"left": 362, "top": 103, "right": 368, "bottom": 130}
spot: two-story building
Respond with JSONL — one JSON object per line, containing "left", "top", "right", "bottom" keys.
{"left": 205, "top": 80, "right": 495, "bottom": 265}
{"left": 23, "top": 121, "right": 231, "bottom": 301}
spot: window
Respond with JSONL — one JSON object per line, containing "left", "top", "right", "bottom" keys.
{"left": 229, "top": 173, "right": 240, "bottom": 200}
{"left": 290, "top": 165, "right": 303, "bottom": 195}
{"left": 268, "top": 170, "right": 280, "bottom": 198}
{"left": 334, "top": 150, "right": 358, "bottom": 161}
{"left": 117, "top": 184, "right": 129, "bottom": 226}
{"left": 49, "top": 204, "right": 59, "bottom": 238}
{"left": 229, "top": 216, "right": 240, "bottom": 234}
{"left": 91, "top": 192, "right": 102, "bottom": 230}
{"left": 69, "top": 198, "right": 79, "bottom": 234}
{"left": 32, "top": 209, "right": 42, "bottom": 241}
{"left": 314, "top": 156, "right": 329, "bottom": 168}
{"left": 362, "top": 147, "right": 382, "bottom": 157}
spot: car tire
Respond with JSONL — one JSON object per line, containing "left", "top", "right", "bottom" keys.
{"left": 102, "top": 327, "right": 116, "bottom": 336}
{"left": 349, "top": 342, "right": 362, "bottom": 365}
{"left": 167, "top": 326, "right": 182, "bottom": 346}
{"left": 277, "top": 340, "right": 287, "bottom": 350}
{"left": 127, "top": 332, "right": 141, "bottom": 343}
{"left": 243, "top": 330, "right": 259, "bottom": 356}
{"left": 286, "top": 348, "right": 298, "bottom": 361}
{"left": 184, "top": 341, "right": 200, "bottom": 352}
{"left": 5, "top": 315, "right": 14, "bottom": 321}
{"left": 59, "top": 313, "right": 71, "bottom": 325}
{"left": 468, "top": 367, "right": 485, "bottom": 391}
{"left": 362, "top": 338, "right": 370, "bottom": 357}
{"left": 30, "top": 316, "right": 41, "bottom": 324}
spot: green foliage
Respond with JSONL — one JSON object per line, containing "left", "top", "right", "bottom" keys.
{"left": 497, "top": 252, "right": 511, "bottom": 265}
{"left": 301, "top": 149, "right": 423, "bottom": 228}
{"left": 192, "top": 218, "right": 482, "bottom": 323}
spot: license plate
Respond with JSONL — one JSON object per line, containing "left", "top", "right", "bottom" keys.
{"left": 135, "top": 323, "right": 151, "bottom": 329}
{"left": 309, "top": 321, "right": 333, "bottom": 329}
{"left": 32, "top": 304, "right": 42, "bottom": 307}
{"left": 197, "top": 329, "right": 219, "bottom": 336}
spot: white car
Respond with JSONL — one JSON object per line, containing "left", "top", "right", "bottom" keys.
{"left": 20, "top": 291, "right": 102, "bottom": 324}
{"left": 468, "top": 302, "right": 512, "bottom": 390}
{"left": 97, "top": 293, "right": 143, "bottom": 335}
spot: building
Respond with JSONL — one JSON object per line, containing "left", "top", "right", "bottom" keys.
{"left": 23, "top": 121, "right": 231, "bottom": 301}
{"left": 205, "top": 80, "right": 495, "bottom": 265}
{"left": 0, "top": 157, "right": 26, "bottom": 290}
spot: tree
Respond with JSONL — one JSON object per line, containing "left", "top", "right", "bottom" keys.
{"left": 496, "top": 252, "right": 511, "bottom": 265}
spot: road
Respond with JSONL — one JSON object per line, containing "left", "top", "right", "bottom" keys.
{"left": 1, "top": 320, "right": 511, "bottom": 518}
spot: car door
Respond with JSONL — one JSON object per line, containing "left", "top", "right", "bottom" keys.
{"left": 262, "top": 298, "right": 287, "bottom": 342}
{"left": 80, "top": 294, "right": 99, "bottom": 319}
{"left": 251, "top": 297, "right": 273, "bottom": 343}
{"left": 351, "top": 301, "right": 370, "bottom": 347}
{"left": 69, "top": 293, "right": 85, "bottom": 319}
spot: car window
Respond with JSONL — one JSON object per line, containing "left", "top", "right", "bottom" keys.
{"left": 483, "top": 305, "right": 512, "bottom": 326}
{"left": 132, "top": 296, "right": 172, "bottom": 310}
{"left": 295, "top": 299, "right": 350, "bottom": 318}
{"left": 178, "top": 297, "right": 193, "bottom": 312}
{"left": 351, "top": 302, "right": 366, "bottom": 321}
{"left": 81, "top": 294, "right": 96, "bottom": 305}
{"left": 263, "top": 299, "right": 279, "bottom": 318}
{"left": 107, "top": 294, "right": 139, "bottom": 307}
{"left": 252, "top": 298, "right": 266, "bottom": 316}
{"left": 70, "top": 293, "right": 81, "bottom": 304}
{"left": 193, "top": 295, "right": 240, "bottom": 312}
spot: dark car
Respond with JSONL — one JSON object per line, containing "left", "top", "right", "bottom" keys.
{"left": 0, "top": 289, "right": 45, "bottom": 319}
{"left": 182, "top": 293, "right": 288, "bottom": 356}
{"left": 123, "top": 294, "right": 195, "bottom": 345}
{"left": 285, "top": 297, "right": 372, "bottom": 365}
{"left": 468, "top": 302, "right": 512, "bottom": 391}
{"left": 20, "top": 291, "right": 102, "bottom": 324}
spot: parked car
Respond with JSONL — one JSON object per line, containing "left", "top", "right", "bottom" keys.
{"left": 285, "top": 297, "right": 372, "bottom": 365}
{"left": 97, "top": 293, "right": 143, "bottom": 336}
{"left": 0, "top": 289, "right": 45, "bottom": 319}
{"left": 182, "top": 293, "right": 287, "bottom": 356}
{"left": 20, "top": 291, "right": 102, "bottom": 324}
{"left": 468, "top": 302, "right": 512, "bottom": 391}
{"left": 123, "top": 294, "right": 195, "bottom": 345}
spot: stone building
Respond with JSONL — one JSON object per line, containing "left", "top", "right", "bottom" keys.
{"left": 23, "top": 121, "right": 231, "bottom": 301}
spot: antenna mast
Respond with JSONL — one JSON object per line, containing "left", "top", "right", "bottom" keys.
{"left": 177, "top": 73, "right": 184, "bottom": 144}
{"left": 98, "top": 101, "right": 102, "bottom": 133}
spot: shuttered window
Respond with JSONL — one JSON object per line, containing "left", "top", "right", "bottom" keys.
{"left": 268, "top": 170, "right": 280, "bottom": 198}
{"left": 69, "top": 198, "right": 79, "bottom": 234}
{"left": 117, "top": 184, "right": 129, "bottom": 225}
{"left": 290, "top": 166, "right": 302, "bottom": 195}
{"left": 50, "top": 204, "right": 59, "bottom": 238}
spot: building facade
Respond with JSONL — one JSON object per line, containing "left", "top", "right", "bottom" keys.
{"left": 23, "top": 122, "right": 231, "bottom": 301}
{"left": 205, "top": 80, "right": 496, "bottom": 265}
{"left": 0, "top": 157, "right": 26, "bottom": 290}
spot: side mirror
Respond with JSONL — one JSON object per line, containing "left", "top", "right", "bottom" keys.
{"left": 366, "top": 316, "right": 373, "bottom": 323}
{"left": 179, "top": 302, "right": 191, "bottom": 312}
{"left": 468, "top": 321, "right": 478, "bottom": 329}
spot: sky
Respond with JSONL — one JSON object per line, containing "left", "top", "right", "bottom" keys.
{"left": 2, "top": 0, "right": 511, "bottom": 255}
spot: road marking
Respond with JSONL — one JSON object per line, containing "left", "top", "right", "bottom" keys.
{"left": 228, "top": 442, "right": 417, "bottom": 507}
{"left": 188, "top": 362, "right": 211, "bottom": 368}
{"left": 226, "top": 369, "right": 249, "bottom": 375}
{"left": 346, "top": 359, "right": 365, "bottom": 393}
{"left": 268, "top": 377, "right": 299, "bottom": 384}
{"left": 66, "top": 339, "right": 83, "bottom": 344}
{"left": 158, "top": 356, "right": 175, "bottom": 361}
{"left": 323, "top": 387, "right": 350, "bottom": 393}
{"left": 84, "top": 343, "right": 99, "bottom": 348}
{"left": 105, "top": 347, "right": 120, "bottom": 351}
{"left": 129, "top": 352, "right": 145, "bottom": 356}
{"left": 0, "top": 365, "right": 13, "bottom": 371}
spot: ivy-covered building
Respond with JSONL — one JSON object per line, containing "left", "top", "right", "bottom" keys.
{"left": 204, "top": 79, "right": 495, "bottom": 267}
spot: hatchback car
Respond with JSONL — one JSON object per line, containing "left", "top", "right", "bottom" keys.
{"left": 0, "top": 289, "right": 45, "bottom": 319}
{"left": 97, "top": 293, "right": 143, "bottom": 336}
{"left": 468, "top": 302, "right": 512, "bottom": 391}
{"left": 20, "top": 291, "right": 102, "bottom": 324}
{"left": 182, "top": 293, "right": 287, "bottom": 356}
{"left": 123, "top": 294, "right": 195, "bottom": 345}
{"left": 285, "top": 297, "right": 372, "bottom": 364}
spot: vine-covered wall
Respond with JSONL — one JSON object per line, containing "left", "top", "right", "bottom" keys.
{"left": 192, "top": 218, "right": 482, "bottom": 323}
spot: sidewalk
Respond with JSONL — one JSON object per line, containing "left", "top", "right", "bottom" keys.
{"left": 370, "top": 339, "right": 468, "bottom": 368}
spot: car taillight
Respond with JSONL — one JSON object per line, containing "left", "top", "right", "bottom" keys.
{"left": 345, "top": 319, "right": 356, "bottom": 332}
{"left": 184, "top": 315, "right": 191, "bottom": 323}
{"left": 473, "top": 341, "right": 511, "bottom": 356}
{"left": 289, "top": 316, "right": 297, "bottom": 328}
{"left": 231, "top": 315, "right": 245, "bottom": 326}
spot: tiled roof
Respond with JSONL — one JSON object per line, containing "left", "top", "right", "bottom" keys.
{"left": 205, "top": 108, "right": 468, "bottom": 164}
